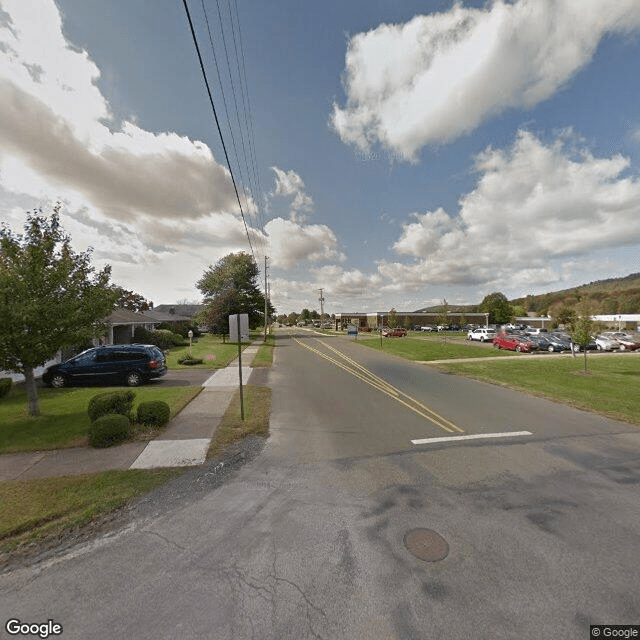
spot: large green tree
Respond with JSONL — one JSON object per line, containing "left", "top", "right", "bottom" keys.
{"left": 479, "top": 292, "right": 515, "bottom": 325}
{"left": 0, "top": 207, "right": 118, "bottom": 416}
{"left": 196, "top": 252, "right": 273, "bottom": 333}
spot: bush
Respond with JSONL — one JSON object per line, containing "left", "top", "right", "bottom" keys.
{"left": 133, "top": 326, "right": 152, "bottom": 343}
{"left": 89, "top": 414, "right": 132, "bottom": 448}
{"left": 177, "top": 356, "right": 203, "bottom": 365}
{"left": 136, "top": 329, "right": 187, "bottom": 349}
{"left": 0, "top": 377, "right": 13, "bottom": 399}
{"left": 87, "top": 390, "right": 136, "bottom": 423}
{"left": 137, "top": 400, "right": 171, "bottom": 429}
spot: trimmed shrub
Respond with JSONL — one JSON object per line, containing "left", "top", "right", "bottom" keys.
{"left": 133, "top": 326, "right": 153, "bottom": 343}
{"left": 87, "top": 390, "right": 136, "bottom": 423}
{"left": 137, "top": 400, "right": 171, "bottom": 429}
{"left": 89, "top": 414, "right": 132, "bottom": 448}
{"left": 137, "top": 329, "right": 187, "bottom": 349}
{"left": 0, "top": 377, "right": 13, "bottom": 399}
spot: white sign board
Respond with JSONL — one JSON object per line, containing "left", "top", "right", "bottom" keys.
{"left": 229, "top": 313, "right": 250, "bottom": 342}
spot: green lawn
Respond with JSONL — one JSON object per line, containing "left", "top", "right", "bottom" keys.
{"left": 0, "top": 468, "right": 186, "bottom": 554}
{"left": 356, "top": 335, "right": 515, "bottom": 361}
{"left": 164, "top": 333, "right": 250, "bottom": 369}
{"left": 251, "top": 333, "right": 275, "bottom": 367}
{"left": 0, "top": 385, "right": 201, "bottom": 453}
{"left": 434, "top": 354, "right": 640, "bottom": 424}
{"left": 207, "top": 385, "right": 271, "bottom": 458}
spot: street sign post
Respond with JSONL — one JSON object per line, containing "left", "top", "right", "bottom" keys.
{"left": 229, "top": 313, "right": 249, "bottom": 420}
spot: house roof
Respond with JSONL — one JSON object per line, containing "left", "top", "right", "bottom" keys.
{"left": 144, "top": 309, "right": 192, "bottom": 323}
{"left": 105, "top": 309, "right": 157, "bottom": 325}
{"left": 152, "top": 304, "right": 203, "bottom": 318}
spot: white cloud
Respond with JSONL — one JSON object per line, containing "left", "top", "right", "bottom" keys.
{"left": 270, "top": 166, "right": 314, "bottom": 223}
{"left": 0, "top": 0, "right": 269, "bottom": 303}
{"left": 265, "top": 217, "right": 344, "bottom": 269}
{"left": 0, "top": 0, "right": 243, "bottom": 240}
{"left": 332, "top": 0, "right": 640, "bottom": 160}
{"left": 385, "top": 129, "right": 640, "bottom": 290}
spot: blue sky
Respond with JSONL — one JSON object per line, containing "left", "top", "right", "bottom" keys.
{"left": 1, "top": 0, "right": 640, "bottom": 315}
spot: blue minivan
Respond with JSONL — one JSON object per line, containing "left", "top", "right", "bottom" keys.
{"left": 42, "top": 344, "right": 167, "bottom": 388}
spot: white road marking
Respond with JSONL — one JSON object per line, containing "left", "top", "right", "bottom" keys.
{"left": 411, "top": 431, "right": 533, "bottom": 445}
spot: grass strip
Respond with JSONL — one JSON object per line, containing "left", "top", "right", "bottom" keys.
{"left": 207, "top": 385, "right": 271, "bottom": 458}
{"left": 0, "top": 468, "right": 186, "bottom": 555}
{"left": 251, "top": 333, "right": 275, "bottom": 367}
{"left": 434, "top": 354, "right": 640, "bottom": 424}
{"left": 356, "top": 335, "right": 515, "bottom": 361}
{"left": 0, "top": 385, "right": 202, "bottom": 453}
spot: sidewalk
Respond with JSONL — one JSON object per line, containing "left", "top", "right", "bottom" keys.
{"left": 1, "top": 343, "right": 261, "bottom": 481}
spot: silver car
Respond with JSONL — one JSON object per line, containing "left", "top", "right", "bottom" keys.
{"left": 594, "top": 334, "right": 619, "bottom": 351}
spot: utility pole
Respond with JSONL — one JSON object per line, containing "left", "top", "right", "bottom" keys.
{"left": 264, "top": 256, "right": 269, "bottom": 342}
{"left": 318, "top": 288, "right": 325, "bottom": 326}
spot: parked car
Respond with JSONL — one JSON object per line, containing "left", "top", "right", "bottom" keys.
{"left": 525, "top": 327, "right": 549, "bottom": 336}
{"left": 383, "top": 328, "right": 407, "bottom": 337}
{"left": 571, "top": 338, "right": 598, "bottom": 352}
{"left": 544, "top": 333, "right": 573, "bottom": 352}
{"left": 601, "top": 332, "right": 640, "bottom": 351}
{"left": 420, "top": 326, "right": 436, "bottom": 332}
{"left": 42, "top": 344, "right": 168, "bottom": 388}
{"left": 594, "top": 334, "right": 620, "bottom": 351}
{"left": 523, "top": 334, "right": 548, "bottom": 351}
{"left": 467, "top": 327, "right": 497, "bottom": 342}
{"left": 493, "top": 333, "right": 533, "bottom": 352}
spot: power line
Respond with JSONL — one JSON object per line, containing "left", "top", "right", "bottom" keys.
{"left": 199, "top": 0, "right": 264, "bottom": 263}
{"left": 231, "top": 0, "right": 268, "bottom": 246}
{"left": 215, "top": 0, "right": 266, "bottom": 262}
{"left": 181, "top": 0, "right": 255, "bottom": 261}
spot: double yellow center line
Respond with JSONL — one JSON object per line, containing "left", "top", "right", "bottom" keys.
{"left": 291, "top": 335, "right": 464, "bottom": 434}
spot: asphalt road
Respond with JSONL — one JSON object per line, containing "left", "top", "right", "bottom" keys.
{"left": 2, "top": 328, "right": 640, "bottom": 640}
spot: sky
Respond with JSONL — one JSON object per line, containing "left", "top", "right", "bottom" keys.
{"left": 1, "top": 0, "right": 640, "bottom": 315}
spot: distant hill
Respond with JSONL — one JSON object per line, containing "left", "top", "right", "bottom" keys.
{"left": 415, "top": 273, "right": 640, "bottom": 315}
{"left": 511, "top": 273, "right": 640, "bottom": 315}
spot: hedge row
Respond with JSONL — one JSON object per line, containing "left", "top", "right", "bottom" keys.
{"left": 133, "top": 327, "right": 188, "bottom": 349}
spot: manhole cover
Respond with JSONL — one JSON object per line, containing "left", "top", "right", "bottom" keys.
{"left": 404, "top": 528, "right": 449, "bottom": 561}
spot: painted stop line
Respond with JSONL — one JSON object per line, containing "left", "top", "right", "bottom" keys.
{"left": 411, "top": 431, "right": 532, "bottom": 445}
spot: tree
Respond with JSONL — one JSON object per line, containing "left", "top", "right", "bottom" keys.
{"left": 300, "top": 308, "right": 311, "bottom": 324}
{"left": 388, "top": 308, "right": 398, "bottom": 328}
{"left": 479, "top": 292, "right": 514, "bottom": 325}
{"left": 570, "top": 302, "right": 596, "bottom": 372}
{"left": 196, "top": 252, "right": 273, "bottom": 333}
{"left": 112, "top": 286, "right": 151, "bottom": 312}
{"left": 0, "top": 207, "right": 118, "bottom": 416}
{"left": 555, "top": 304, "right": 577, "bottom": 330}
{"left": 511, "top": 304, "right": 526, "bottom": 319}
{"left": 437, "top": 299, "right": 450, "bottom": 343}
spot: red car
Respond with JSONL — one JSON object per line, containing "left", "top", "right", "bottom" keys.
{"left": 493, "top": 333, "right": 532, "bottom": 352}
{"left": 382, "top": 328, "right": 407, "bottom": 337}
